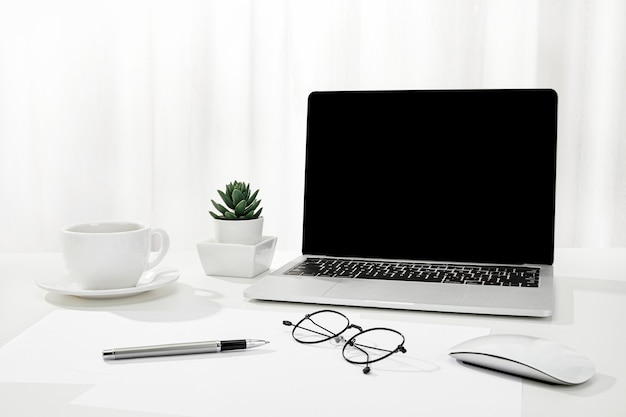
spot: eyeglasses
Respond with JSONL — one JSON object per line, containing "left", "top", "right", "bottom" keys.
{"left": 282, "top": 309, "right": 406, "bottom": 374}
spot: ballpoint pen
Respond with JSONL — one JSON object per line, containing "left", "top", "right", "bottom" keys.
{"left": 102, "top": 339, "right": 269, "bottom": 360}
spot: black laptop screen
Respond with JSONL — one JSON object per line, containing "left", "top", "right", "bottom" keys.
{"left": 302, "top": 89, "right": 557, "bottom": 265}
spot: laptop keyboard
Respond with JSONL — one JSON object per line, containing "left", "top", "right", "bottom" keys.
{"left": 285, "top": 257, "right": 540, "bottom": 287}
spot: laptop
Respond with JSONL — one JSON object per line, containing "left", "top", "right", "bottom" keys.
{"left": 245, "top": 89, "right": 557, "bottom": 317}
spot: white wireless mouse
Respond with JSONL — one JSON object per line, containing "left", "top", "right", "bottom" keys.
{"left": 449, "top": 334, "right": 595, "bottom": 385}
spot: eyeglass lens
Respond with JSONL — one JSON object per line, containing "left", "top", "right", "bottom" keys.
{"left": 291, "top": 310, "right": 350, "bottom": 343}
{"left": 343, "top": 327, "right": 406, "bottom": 365}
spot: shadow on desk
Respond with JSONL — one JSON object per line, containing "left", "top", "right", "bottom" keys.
{"left": 42, "top": 283, "right": 222, "bottom": 323}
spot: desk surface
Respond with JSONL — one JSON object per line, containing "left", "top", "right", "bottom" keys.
{"left": 1, "top": 248, "right": 625, "bottom": 416}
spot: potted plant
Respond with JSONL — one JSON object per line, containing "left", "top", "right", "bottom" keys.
{"left": 209, "top": 180, "right": 264, "bottom": 245}
{"left": 198, "top": 180, "right": 276, "bottom": 277}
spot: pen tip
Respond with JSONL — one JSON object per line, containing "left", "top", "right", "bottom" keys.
{"left": 246, "top": 339, "right": 270, "bottom": 349}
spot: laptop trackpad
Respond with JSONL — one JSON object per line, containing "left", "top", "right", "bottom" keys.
{"left": 245, "top": 274, "right": 339, "bottom": 300}
{"left": 324, "top": 279, "right": 466, "bottom": 305}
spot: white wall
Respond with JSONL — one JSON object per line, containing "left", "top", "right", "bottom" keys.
{"left": 1, "top": 0, "right": 625, "bottom": 252}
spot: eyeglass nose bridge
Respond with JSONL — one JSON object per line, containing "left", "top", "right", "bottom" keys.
{"left": 349, "top": 323, "right": 364, "bottom": 332}
{"left": 331, "top": 321, "right": 365, "bottom": 345}
{"left": 330, "top": 323, "right": 363, "bottom": 345}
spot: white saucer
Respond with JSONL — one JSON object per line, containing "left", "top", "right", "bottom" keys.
{"left": 36, "top": 268, "right": 180, "bottom": 299}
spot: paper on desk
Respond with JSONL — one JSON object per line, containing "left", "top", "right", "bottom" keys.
{"left": 0, "top": 309, "right": 521, "bottom": 417}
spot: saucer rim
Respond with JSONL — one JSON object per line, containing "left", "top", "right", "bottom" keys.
{"left": 36, "top": 268, "right": 180, "bottom": 298}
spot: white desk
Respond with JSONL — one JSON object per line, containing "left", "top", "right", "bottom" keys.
{"left": 1, "top": 249, "right": 625, "bottom": 416}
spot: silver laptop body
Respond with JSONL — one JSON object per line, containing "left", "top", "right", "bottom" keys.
{"left": 245, "top": 89, "right": 557, "bottom": 317}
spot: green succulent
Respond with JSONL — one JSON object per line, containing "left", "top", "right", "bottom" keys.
{"left": 209, "top": 181, "right": 263, "bottom": 220}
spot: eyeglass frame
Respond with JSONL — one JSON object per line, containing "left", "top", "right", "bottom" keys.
{"left": 282, "top": 309, "right": 407, "bottom": 374}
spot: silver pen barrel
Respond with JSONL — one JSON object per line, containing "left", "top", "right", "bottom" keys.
{"left": 103, "top": 340, "right": 221, "bottom": 360}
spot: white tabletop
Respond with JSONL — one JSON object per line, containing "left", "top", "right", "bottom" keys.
{"left": 1, "top": 248, "right": 625, "bottom": 416}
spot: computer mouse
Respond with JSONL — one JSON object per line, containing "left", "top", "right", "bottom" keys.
{"left": 449, "top": 334, "right": 595, "bottom": 385}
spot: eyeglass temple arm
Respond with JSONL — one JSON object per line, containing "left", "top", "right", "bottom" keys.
{"left": 346, "top": 339, "right": 373, "bottom": 374}
{"left": 284, "top": 318, "right": 347, "bottom": 340}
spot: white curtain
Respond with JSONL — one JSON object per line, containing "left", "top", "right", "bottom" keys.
{"left": 1, "top": 0, "right": 625, "bottom": 252}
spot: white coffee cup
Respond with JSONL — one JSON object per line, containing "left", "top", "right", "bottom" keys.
{"left": 61, "top": 221, "right": 170, "bottom": 290}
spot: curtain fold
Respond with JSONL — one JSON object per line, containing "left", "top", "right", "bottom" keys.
{"left": 1, "top": 0, "right": 625, "bottom": 252}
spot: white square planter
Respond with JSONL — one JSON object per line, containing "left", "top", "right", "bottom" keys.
{"left": 196, "top": 236, "right": 277, "bottom": 278}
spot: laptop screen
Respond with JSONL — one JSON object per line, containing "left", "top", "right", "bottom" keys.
{"left": 302, "top": 89, "right": 558, "bottom": 265}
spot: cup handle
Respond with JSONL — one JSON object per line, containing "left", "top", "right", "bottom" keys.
{"left": 146, "top": 228, "right": 170, "bottom": 270}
